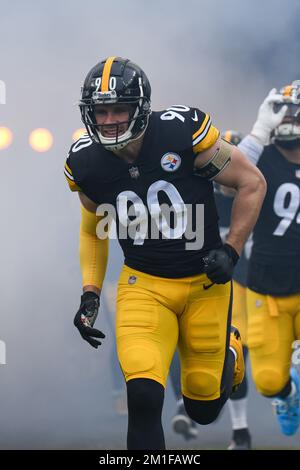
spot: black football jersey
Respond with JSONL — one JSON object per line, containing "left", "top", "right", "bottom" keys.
{"left": 247, "top": 144, "right": 300, "bottom": 295}
{"left": 214, "top": 187, "right": 251, "bottom": 287}
{"left": 65, "top": 106, "right": 222, "bottom": 278}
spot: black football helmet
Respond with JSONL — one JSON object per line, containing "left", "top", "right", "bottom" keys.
{"left": 273, "top": 80, "right": 300, "bottom": 143}
{"left": 221, "top": 130, "right": 243, "bottom": 146}
{"left": 79, "top": 56, "right": 151, "bottom": 150}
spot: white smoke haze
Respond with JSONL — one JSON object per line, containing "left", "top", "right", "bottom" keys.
{"left": 0, "top": 0, "right": 299, "bottom": 448}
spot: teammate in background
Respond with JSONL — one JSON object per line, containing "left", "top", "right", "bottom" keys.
{"left": 245, "top": 81, "right": 300, "bottom": 437}
{"left": 64, "top": 56, "right": 266, "bottom": 450}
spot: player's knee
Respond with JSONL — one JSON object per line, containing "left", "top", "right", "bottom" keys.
{"left": 185, "top": 370, "right": 219, "bottom": 399}
{"left": 254, "top": 368, "right": 287, "bottom": 396}
{"left": 184, "top": 396, "right": 221, "bottom": 425}
{"left": 127, "top": 378, "right": 164, "bottom": 414}
{"left": 119, "top": 346, "right": 156, "bottom": 376}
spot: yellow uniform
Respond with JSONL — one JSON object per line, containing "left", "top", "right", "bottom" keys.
{"left": 116, "top": 265, "right": 232, "bottom": 401}
{"left": 247, "top": 290, "right": 300, "bottom": 395}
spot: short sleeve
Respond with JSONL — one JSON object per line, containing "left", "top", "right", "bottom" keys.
{"left": 191, "top": 108, "right": 220, "bottom": 154}
{"left": 64, "top": 154, "right": 81, "bottom": 192}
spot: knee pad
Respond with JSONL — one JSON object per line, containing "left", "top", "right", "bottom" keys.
{"left": 254, "top": 368, "right": 287, "bottom": 396}
{"left": 185, "top": 370, "right": 219, "bottom": 399}
{"left": 120, "top": 346, "right": 156, "bottom": 375}
{"left": 231, "top": 347, "right": 248, "bottom": 400}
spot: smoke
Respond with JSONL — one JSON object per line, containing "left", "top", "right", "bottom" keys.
{"left": 0, "top": 0, "right": 299, "bottom": 449}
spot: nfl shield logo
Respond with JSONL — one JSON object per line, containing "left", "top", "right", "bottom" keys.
{"left": 129, "top": 166, "right": 140, "bottom": 179}
{"left": 295, "top": 169, "right": 300, "bottom": 179}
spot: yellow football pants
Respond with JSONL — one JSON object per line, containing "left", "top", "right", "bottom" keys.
{"left": 116, "top": 265, "right": 232, "bottom": 401}
{"left": 232, "top": 281, "right": 247, "bottom": 346}
{"left": 247, "top": 288, "right": 300, "bottom": 396}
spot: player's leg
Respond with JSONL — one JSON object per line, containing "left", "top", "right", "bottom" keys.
{"left": 228, "top": 281, "right": 251, "bottom": 449}
{"left": 178, "top": 276, "right": 244, "bottom": 425}
{"left": 116, "top": 266, "right": 179, "bottom": 450}
{"left": 170, "top": 350, "right": 198, "bottom": 440}
{"left": 126, "top": 378, "right": 165, "bottom": 449}
{"left": 274, "top": 297, "right": 300, "bottom": 435}
{"left": 247, "top": 289, "right": 299, "bottom": 435}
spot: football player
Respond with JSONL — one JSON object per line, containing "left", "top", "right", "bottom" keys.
{"left": 245, "top": 81, "right": 300, "bottom": 437}
{"left": 64, "top": 56, "right": 266, "bottom": 450}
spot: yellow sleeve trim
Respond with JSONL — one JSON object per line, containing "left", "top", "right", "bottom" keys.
{"left": 65, "top": 162, "right": 72, "bottom": 175}
{"left": 192, "top": 113, "right": 210, "bottom": 140}
{"left": 193, "top": 126, "right": 220, "bottom": 154}
{"left": 80, "top": 205, "right": 109, "bottom": 289}
{"left": 64, "top": 163, "right": 81, "bottom": 192}
{"left": 64, "top": 173, "right": 81, "bottom": 192}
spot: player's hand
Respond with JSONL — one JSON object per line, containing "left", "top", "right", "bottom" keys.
{"left": 203, "top": 244, "right": 239, "bottom": 284}
{"left": 251, "top": 88, "right": 288, "bottom": 145}
{"left": 74, "top": 291, "right": 105, "bottom": 348}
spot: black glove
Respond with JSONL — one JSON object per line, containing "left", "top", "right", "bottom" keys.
{"left": 203, "top": 243, "right": 239, "bottom": 284}
{"left": 74, "top": 291, "right": 105, "bottom": 349}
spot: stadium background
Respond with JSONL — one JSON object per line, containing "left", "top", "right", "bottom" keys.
{"left": 0, "top": 0, "right": 299, "bottom": 449}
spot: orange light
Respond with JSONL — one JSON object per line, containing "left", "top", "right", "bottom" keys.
{"left": 72, "top": 128, "right": 87, "bottom": 141}
{"left": 0, "top": 127, "right": 13, "bottom": 150}
{"left": 29, "top": 128, "right": 53, "bottom": 152}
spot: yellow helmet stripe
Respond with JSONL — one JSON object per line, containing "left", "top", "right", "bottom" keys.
{"left": 283, "top": 85, "right": 292, "bottom": 97}
{"left": 101, "top": 56, "right": 116, "bottom": 92}
{"left": 192, "top": 113, "right": 210, "bottom": 140}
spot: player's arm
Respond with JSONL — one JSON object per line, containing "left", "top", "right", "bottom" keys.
{"left": 238, "top": 88, "right": 287, "bottom": 165}
{"left": 78, "top": 192, "right": 109, "bottom": 296}
{"left": 64, "top": 155, "right": 108, "bottom": 348}
{"left": 216, "top": 89, "right": 286, "bottom": 200}
{"left": 194, "top": 137, "right": 267, "bottom": 255}
{"left": 71, "top": 192, "right": 110, "bottom": 348}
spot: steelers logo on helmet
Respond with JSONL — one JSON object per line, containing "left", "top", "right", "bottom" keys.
{"left": 79, "top": 56, "right": 152, "bottom": 151}
{"left": 161, "top": 153, "right": 181, "bottom": 172}
{"left": 273, "top": 80, "right": 300, "bottom": 148}
{"left": 221, "top": 130, "right": 244, "bottom": 146}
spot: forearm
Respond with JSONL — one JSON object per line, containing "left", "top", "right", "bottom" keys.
{"left": 238, "top": 134, "right": 264, "bottom": 166}
{"left": 226, "top": 178, "right": 266, "bottom": 254}
{"left": 79, "top": 205, "right": 109, "bottom": 293}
